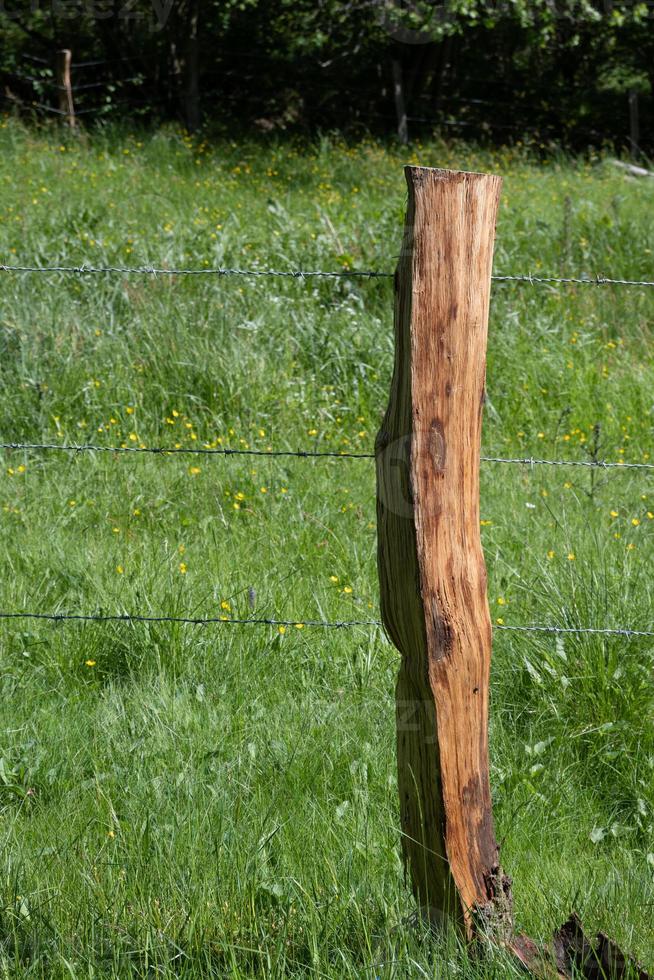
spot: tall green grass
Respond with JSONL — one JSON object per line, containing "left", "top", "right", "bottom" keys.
{"left": 0, "top": 119, "right": 653, "bottom": 977}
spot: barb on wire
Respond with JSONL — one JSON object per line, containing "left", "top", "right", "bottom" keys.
{"left": 0, "top": 263, "right": 653, "bottom": 287}
{"left": 0, "top": 610, "right": 651, "bottom": 639}
{"left": 2, "top": 442, "right": 653, "bottom": 471}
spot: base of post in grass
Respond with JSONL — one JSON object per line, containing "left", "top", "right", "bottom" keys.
{"left": 508, "top": 914, "right": 652, "bottom": 979}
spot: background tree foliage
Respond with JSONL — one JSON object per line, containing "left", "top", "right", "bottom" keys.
{"left": 0, "top": 0, "right": 652, "bottom": 148}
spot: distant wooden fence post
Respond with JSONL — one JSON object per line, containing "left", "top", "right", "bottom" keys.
{"left": 375, "top": 166, "right": 507, "bottom": 939}
{"left": 56, "top": 50, "right": 76, "bottom": 128}
{"left": 392, "top": 58, "right": 409, "bottom": 145}
{"left": 628, "top": 89, "right": 640, "bottom": 160}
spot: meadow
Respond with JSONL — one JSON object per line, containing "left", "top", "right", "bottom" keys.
{"left": 0, "top": 119, "right": 653, "bottom": 978}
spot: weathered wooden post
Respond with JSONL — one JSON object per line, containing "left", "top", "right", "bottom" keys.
{"left": 56, "top": 50, "right": 76, "bottom": 129}
{"left": 375, "top": 166, "right": 508, "bottom": 939}
{"left": 375, "top": 167, "right": 654, "bottom": 980}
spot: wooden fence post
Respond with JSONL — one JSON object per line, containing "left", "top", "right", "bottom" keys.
{"left": 375, "top": 165, "right": 653, "bottom": 979}
{"left": 375, "top": 166, "right": 507, "bottom": 939}
{"left": 56, "top": 50, "right": 76, "bottom": 129}
{"left": 392, "top": 58, "right": 409, "bottom": 145}
{"left": 628, "top": 89, "right": 640, "bottom": 160}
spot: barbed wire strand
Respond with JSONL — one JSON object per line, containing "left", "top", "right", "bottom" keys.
{"left": 2, "top": 443, "right": 653, "bottom": 471}
{"left": 494, "top": 624, "right": 654, "bottom": 638}
{"left": 0, "top": 99, "right": 68, "bottom": 116}
{"left": 479, "top": 455, "right": 654, "bottom": 471}
{"left": 0, "top": 264, "right": 389, "bottom": 280}
{"left": 493, "top": 273, "right": 654, "bottom": 287}
{"left": 0, "top": 609, "right": 651, "bottom": 638}
{"left": 0, "top": 611, "right": 376, "bottom": 629}
{"left": 1, "top": 264, "right": 654, "bottom": 287}
{"left": 7, "top": 71, "right": 55, "bottom": 87}
{"left": 0, "top": 442, "right": 374, "bottom": 460}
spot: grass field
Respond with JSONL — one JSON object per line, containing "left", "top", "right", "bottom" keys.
{"left": 0, "top": 118, "right": 653, "bottom": 977}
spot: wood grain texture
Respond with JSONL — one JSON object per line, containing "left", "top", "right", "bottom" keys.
{"left": 376, "top": 166, "right": 507, "bottom": 937}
